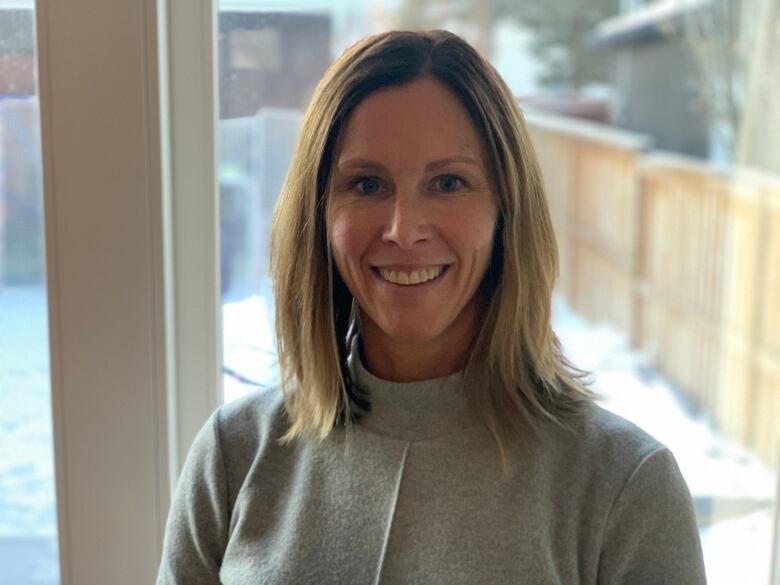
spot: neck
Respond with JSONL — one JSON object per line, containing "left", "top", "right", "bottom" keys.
{"left": 360, "top": 309, "right": 479, "bottom": 383}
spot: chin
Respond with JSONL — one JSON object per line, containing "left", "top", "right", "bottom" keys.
{"left": 375, "top": 317, "right": 450, "bottom": 345}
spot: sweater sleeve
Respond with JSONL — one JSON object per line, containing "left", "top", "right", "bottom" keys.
{"left": 597, "top": 446, "right": 707, "bottom": 584}
{"left": 156, "top": 410, "right": 229, "bottom": 585}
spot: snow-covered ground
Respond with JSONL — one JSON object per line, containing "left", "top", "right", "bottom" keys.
{"left": 1, "top": 286, "right": 777, "bottom": 583}
{"left": 0, "top": 286, "right": 59, "bottom": 585}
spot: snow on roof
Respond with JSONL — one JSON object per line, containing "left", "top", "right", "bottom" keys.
{"left": 219, "top": 0, "right": 333, "bottom": 13}
{"left": 590, "top": 0, "right": 710, "bottom": 46}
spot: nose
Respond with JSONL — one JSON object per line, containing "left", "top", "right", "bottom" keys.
{"left": 382, "top": 192, "right": 430, "bottom": 249}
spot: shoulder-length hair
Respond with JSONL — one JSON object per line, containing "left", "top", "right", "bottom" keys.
{"left": 270, "top": 29, "right": 594, "bottom": 464}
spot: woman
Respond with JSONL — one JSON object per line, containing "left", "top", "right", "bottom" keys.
{"left": 158, "top": 30, "right": 706, "bottom": 584}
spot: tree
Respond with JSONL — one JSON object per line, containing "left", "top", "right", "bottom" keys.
{"left": 735, "top": 0, "right": 780, "bottom": 172}
{"left": 395, "top": 0, "right": 495, "bottom": 57}
{"left": 493, "top": 0, "right": 620, "bottom": 91}
{"left": 397, "top": 0, "right": 619, "bottom": 92}
{"left": 683, "top": 0, "right": 770, "bottom": 165}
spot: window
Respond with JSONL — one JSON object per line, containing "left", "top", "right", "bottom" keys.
{"left": 215, "top": 2, "right": 780, "bottom": 583}
{"left": 11, "top": 0, "right": 777, "bottom": 581}
{"left": 0, "top": 4, "right": 59, "bottom": 584}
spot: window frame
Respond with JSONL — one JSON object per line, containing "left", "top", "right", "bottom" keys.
{"left": 36, "top": 0, "right": 220, "bottom": 581}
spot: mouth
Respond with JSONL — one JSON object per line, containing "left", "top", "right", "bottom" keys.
{"left": 373, "top": 265, "right": 450, "bottom": 286}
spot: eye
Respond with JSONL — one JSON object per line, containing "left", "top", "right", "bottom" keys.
{"left": 435, "top": 174, "right": 465, "bottom": 193}
{"left": 355, "top": 176, "right": 382, "bottom": 195}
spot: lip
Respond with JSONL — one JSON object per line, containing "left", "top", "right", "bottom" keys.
{"left": 371, "top": 263, "right": 450, "bottom": 271}
{"left": 371, "top": 264, "right": 451, "bottom": 290}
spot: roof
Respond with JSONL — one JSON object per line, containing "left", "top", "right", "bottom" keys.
{"left": 220, "top": 0, "right": 330, "bottom": 13}
{"left": 589, "top": 0, "right": 710, "bottom": 47}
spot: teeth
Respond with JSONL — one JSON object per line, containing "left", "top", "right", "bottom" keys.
{"left": 378, "top": 266, "right": 445, "bottom": 286}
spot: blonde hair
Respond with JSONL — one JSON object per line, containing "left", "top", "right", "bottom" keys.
{"left": 270, "top": 30, "right": 594, "bottom": 463}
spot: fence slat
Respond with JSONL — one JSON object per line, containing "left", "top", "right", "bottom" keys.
{"left": 529, "top": 116, "right": 780, "bottom": 470}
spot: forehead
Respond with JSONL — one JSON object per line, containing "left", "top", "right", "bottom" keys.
{"left": 337, "top": 77, "right": 485, "bottom": 168}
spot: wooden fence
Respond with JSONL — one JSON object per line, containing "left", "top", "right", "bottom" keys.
{"left": 527, "top": 112, "right": 780, "bottom": 470}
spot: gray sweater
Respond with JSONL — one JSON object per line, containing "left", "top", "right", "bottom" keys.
{"left": 157, "top": 349, "right": 707, "bottom": 584}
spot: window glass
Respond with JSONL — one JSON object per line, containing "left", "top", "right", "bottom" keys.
{"left": 216, "top": 2, "right": 779, "bottom": 583}
{"left": 0, "top": 4, "right": 60, "bottom": 584}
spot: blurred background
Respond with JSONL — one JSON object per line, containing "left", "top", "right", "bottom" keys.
{"left": 1, "top": 0, "right": 778, "bottom": 583}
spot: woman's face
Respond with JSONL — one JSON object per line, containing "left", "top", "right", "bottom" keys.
{"left": 328, "top": 77, "right": 498, "bottom": 355}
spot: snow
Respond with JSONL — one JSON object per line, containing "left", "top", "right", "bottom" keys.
{"left": 221, "top": 290, "right": 279, "bottom": 403}
{"left": 0, "top": 286, "right": 56, "bottom": 539}
{"left": 0, "top": 286, "right": 59, "bottom": 584}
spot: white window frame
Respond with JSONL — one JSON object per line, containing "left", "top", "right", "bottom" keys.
{"left": 36, "top": 0, "right": 220, "bottom": 581}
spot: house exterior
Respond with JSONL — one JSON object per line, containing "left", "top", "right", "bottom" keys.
{"left": 589, "top": 0, "right": 712, "bottom": 159}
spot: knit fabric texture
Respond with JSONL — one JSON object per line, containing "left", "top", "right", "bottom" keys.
{"left": 157, "top": 343, "right": 707, "bottom": 584}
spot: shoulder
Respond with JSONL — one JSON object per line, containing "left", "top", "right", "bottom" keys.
{"left": 542, "top": 400, "right": 665, "bottom": 464}
{"left": 568, "top": 401, "right": 666, "bottom": 465}
{"left": 564, "top": 405, "right": 707, "bottom": 581}
{"left": 533, "top": 402, "right": 705, "bottom": 580}
{"left": 186, "top": 385, "right": 291, "bottom": 507}
{"left": 216, "top": 385, "right": 288, "bottom": 437}
{"left": 211, "top": 385, "right": 290, "bottom": 461}
{"left": 159, "top": 387, "right": 291, "bottom": 581}
{"left": 180, "top": 386, "right": 289, "bottom": 483}
{"left": 531, "top": 401, "right": 680, "bottom": 503}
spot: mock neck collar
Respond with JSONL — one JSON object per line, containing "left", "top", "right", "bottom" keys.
{"left": 347, "top": 335, "right": 479, "bottom": 441}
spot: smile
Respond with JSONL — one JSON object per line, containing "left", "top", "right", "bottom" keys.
{"left": 375, "top": 265, "right": 448, "bottom": 286}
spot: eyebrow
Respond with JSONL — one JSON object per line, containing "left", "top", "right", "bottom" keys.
{"left": 335, "top": 156, "right": 483, "bottom": 174}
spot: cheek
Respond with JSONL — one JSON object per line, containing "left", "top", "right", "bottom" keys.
{"left": 462, "top": 215, "right": 498, "bottom": 279}
{"left": 446, "top": 206, "right": 498, "bottom": 254}
{"left": 328, "top": 211, "right": 371, "bottom": 268}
